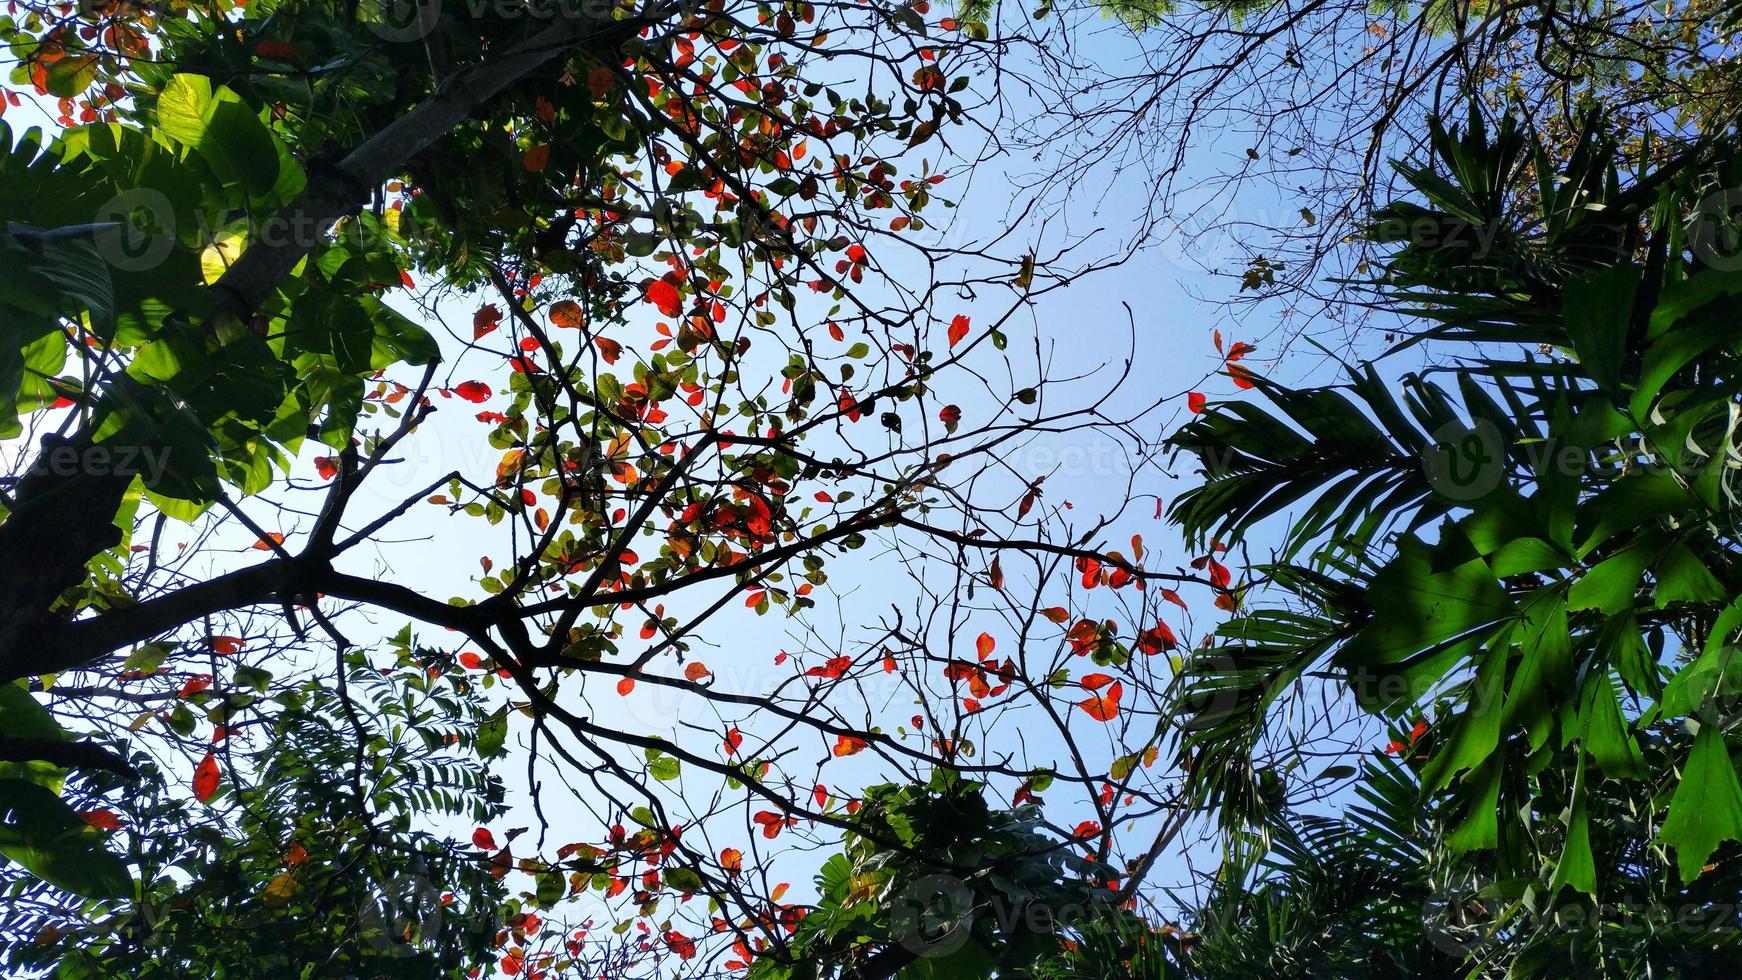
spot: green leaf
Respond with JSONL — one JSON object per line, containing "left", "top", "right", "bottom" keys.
{"left": 535, "top": 869, "right": 565, "bottom": 906}
{"left": 1548, "top": 762, "right": 1596, "bottom": 895}
{"left": 0, "top": 778, "right": 132, "bottom": 898}
{"left": 1560, "top": 264, "right": 1638, "bottom": 396}
{"left": 645, "top": 749, "right": 681, "bottom": 782}
{"left": 1420, "top": 638, "right": 1508, "bottom": 793}
{"left": 1335, "top": 538, "right": 1514, "bottom": 709}
{"left": 662, "top": 866, "right": 703, "bottom": 892}
{"left": 155, "top": 74, "right": 281, "bottom": 198}
{"left": 1657, "top": 726, "right": 1742, "bottom": 884}
{"left": 476, "top": 707, "right": 508, "bottom": 758}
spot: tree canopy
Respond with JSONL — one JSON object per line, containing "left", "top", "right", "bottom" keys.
{"left": 2, "top": 0, "right": 1741, "bottom": 977}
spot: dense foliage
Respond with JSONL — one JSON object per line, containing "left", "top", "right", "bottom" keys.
{"left": 1165, "top": 107, "right": 1742, "bottom": 975}
{"left": 2, "top": 0, "right": 1740, "bottom": 976}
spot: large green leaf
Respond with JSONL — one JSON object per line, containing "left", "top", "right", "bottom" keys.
{"left": 0, "top": 778, "right": 132, "bottom": 898}
{"left": 1657, "top": 727, "right": 1742, "bottom": 884}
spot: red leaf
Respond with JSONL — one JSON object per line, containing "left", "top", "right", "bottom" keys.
{"left": 805, "top": 656, "right": 852, "bottom": 679}
{"left": 313, "top": 455, "right": 338, "bottom": 481}
{"left": 472, "top": 827, "right": 497, "bottom": 849}
{"left": 947, "top": 314, "right": 970, "bottom": 348}
{"left": 193, "top": 753, "right": 221, "bottom": 802}
{"left": 684, "top": 661, "right": 711, "bottom": 681}
{"left": 459, "top": 652, "right": 485, "bottom": 670}
{"left": 723, "top": 727, "right": 744, "bottom": 756}
{"left": 473, "top": 305, "right": 503, "bottom": 339}
{"left": 1138, "top": 622, "right": 1178, "bottom": 654}
{"left": 938, "top": 404, "right": 961, "bottom": 426}
{"left": 210, "top": 636, "right": 243, "bottom": 655}
{"left": 975, "top": 632, "right": 995, "bottom": 660}
{"left": 665, "top": 931, "right": 697, "bottom": 959}
{"left": 454, "top": 381, "right": 492, "bottom": 403}
{"left": 813, "top": 784, "right": 829, "bottom": 807}
{"left": 79, "top": 808, "right": 122, "bottom": 830}
{"left": 616, "top": 676, "right": 636, "bottom": 696}
{"left": 832, "top": 735, "right": 867, "bottom": 757}
{"left": 1040, "top": 607, "right": 1070, "bottom": 624}
{"left": 1228, "top": 364, "right": 1256, "bottom": 389}
{"left": 1187, "top": 391, "right": 1207, "bottom": 414}
{"left": 523, "top": 144, "right": 551, "bottom": 172}
{"left": 645, "top": 280, "right": 683, "bottom": 317}
{"left": 1080, "top": 672, "right": 1115, "bottom": 691}
{"left": 178, "top": 674, "right": 213, "bottom": 698}
{"left": 399, "top": 270, "right": 416, "bottom": 289}
{"left": 1207, "top": 558, "right": 1232, "bottom": 588}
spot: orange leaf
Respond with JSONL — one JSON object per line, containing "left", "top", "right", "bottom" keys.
{"left": 550, "top": 300, "right": 585, "bottom": 328}
{"left": 252, "top": 532, "right": 285, "bottom": 551}
{"left": 496, "top": 448, "right": 526, "bottom": 486}
{"left": 947, "top": 314, "right": 970, "bottom": 348}
{"left": 832, "top": 735, "right": 867, "bottom": 757}
{"left": 616, "top": 676, "right": 636, "bottom": 696}
{"left": 685, "top": 662, "right": 711, "bottom": 681}
{"left": 523, "top": 144, "right": 551, "bottom": 172}
{"left": 1078, "top": 681, "right": 1123, "bottom": 722}
{"left": 975, "top": 632, "right": 995, "bottom": 659}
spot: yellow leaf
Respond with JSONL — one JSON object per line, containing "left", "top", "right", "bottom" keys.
{"left": 261, "top": 871, "right": 298, "bottom": 906}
